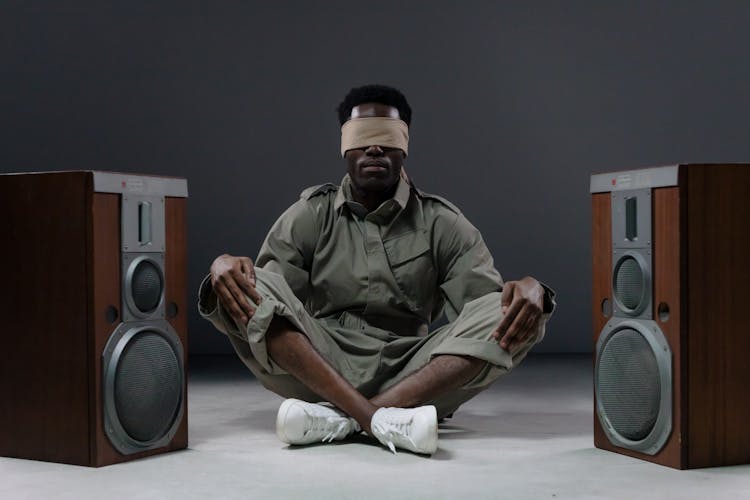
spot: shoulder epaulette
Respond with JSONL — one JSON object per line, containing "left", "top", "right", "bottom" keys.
{"left": 413, "top": 187, "right": 461, "bottom": 214}
{"left": 300, "top": 183, "right": 338, "bottom": 200}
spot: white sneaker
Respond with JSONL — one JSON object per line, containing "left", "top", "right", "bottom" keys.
{"left": 276, "top": 399, "right": 360, "bottom": 445}
{"left": 370, "top": 405, "right": 438, "bottom": 455}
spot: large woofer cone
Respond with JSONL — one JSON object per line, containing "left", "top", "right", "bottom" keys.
{"left": 125, "top": 255, "right": 164, "bottom": 317}
{"left": 103, "top": 322, "right": 184, "bottom": 455}
{"left": 612, "top": 252, "right": 650, "bottom": 316}
{"left": 595, "top": 319, "right": 672, "bottom": 455}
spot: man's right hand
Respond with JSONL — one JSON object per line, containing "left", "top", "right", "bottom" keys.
{"left": 210, "top": 254, "right": 263, "bottom": 326}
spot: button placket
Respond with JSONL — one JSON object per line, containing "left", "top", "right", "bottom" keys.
{"left": 364, "top": 217, "right": 388, "bottom": 315}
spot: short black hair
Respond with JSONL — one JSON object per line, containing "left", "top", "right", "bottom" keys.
{"left": 336, "top": 84, "right": 412, "bottom": 126}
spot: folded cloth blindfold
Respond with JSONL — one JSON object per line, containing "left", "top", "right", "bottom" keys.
{"left": 340, "top": 117, "right": 409, "bottom": 157}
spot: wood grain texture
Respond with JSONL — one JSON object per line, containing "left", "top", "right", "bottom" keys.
{"left": 651, "top": 186, "right": 686, "bottom": 468}
{"left": 687, "top": 165, "right": 750, "bottom": 468}
{"left": 591, "top": 193, "right": 612, "bottom": 454}
{"left": 89, "top": 191, "right": 124, "bottom": 466}
{"left": 0, "top": 172, "right": 91, "bottom": 465}
{"left": 591, "top": 193, "right": 612, "bottom": 338}
{"left": 164, "top": 196, "right": 189, "bottom": 452}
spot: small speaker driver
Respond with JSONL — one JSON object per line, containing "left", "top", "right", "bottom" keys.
{"left": 612, "top": 251, "right": 651, "bottom": 317}
{"left": 123, "top": 254, "right": 165, "bottom": 319}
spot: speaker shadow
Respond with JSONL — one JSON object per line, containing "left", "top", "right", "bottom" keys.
{"left": 188, "top": 407, "right": 278, "bottom": 446}
{"left": 438, "top": 410, "right": 591, "bottom": 440}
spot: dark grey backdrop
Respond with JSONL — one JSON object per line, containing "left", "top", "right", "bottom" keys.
{"left": 3, "top": 2, "right": 749, "bottom": 353}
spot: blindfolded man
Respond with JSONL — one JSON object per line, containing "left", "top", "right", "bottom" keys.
{"left": 199, "top": 84, "right": 555, "bottom": 455}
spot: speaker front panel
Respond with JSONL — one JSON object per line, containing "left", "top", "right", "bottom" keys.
{"left": 91, "top": 191, "right": 187, "bottom": 467}
{"left": 592, "top": 185, "right": 685, "bottom": 469}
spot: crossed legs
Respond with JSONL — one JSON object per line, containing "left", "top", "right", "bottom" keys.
{"left": 266, "top": 315, "right": 484, "bottom": 434}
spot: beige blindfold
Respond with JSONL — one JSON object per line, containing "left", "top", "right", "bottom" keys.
{"left": 340, "top": 117, "right": 409, "bottom": 158}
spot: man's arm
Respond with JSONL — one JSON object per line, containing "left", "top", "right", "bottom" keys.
{"left": 435, "top": 211, "right": 504, "bottom": 322}
{"left": 255, "top": 198, "right": 318, "bottom": 302}
{"left": 435, "top": 210, "right": 555, "bottom": 350}
{"left": 197, "top": 198, "right": 317, "bottom": 329}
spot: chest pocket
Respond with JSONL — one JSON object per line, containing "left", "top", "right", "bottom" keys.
{"left": 383, "top": 230, "right": 437, "bottom": 312}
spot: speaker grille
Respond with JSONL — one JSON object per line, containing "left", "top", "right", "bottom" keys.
{"left": 131, "top": 260, "right": 163, "bottom": 313}
{"left": 598, "top": 328, "right": 660, "bottom": 441}
{"left": 114, "top": 331, "right": 181, "bottom": 443}
{"left": 614, "top": 256, "right": 645, "bottom": 311}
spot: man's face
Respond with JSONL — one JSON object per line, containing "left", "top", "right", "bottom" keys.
{"left": 344, "top": 103, "right": 405, "bottom": 194}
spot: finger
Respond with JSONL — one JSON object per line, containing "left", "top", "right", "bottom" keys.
{"left": 241, "top": 257, "right": 257, "bottom": 287}
{"left": 501, "top": 282, "right": 516, "bottom": 308}
{"left": 232, "top": 269, "right": 263, "bottom": 305}
{"left": 215, "top": 283, "right": 252, "bottom": 324}
{"left": 509, "top": 310, "right": 540, "bottom": 350}
{"left": 515, "top": 307, "right": 543, "bottom": 349}
{"left": 246, "top": 284, "right": 263, "bottom": 306}
{"left": 494, "top": 296, "right": 522, "bottom": 339}
{"left": 229, "top": 264, "right": 263, "bottom": 306}
{"left": 235, "top": 261, "right": 262, "bottom": 304}
{"left": 244, "top": 266, "right": 261, "bottom": 303}
{"left": 220, "top": 273, "right": 255, "bottom": 317}
{"left": 500, "top": 302, "right": 532, "bottom": 349}
{"left": 493, "top": 297, "right": 523, "bottom": 340}
{"left": 228, "top": 266, "right": 253, "bottom": 299}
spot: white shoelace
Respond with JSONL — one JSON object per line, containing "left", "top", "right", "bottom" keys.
{"left": 305, "top": 413, "right": 355, "bottom": 443}
{"left": 371, "top": 413, "right": 417, "bottom": 454}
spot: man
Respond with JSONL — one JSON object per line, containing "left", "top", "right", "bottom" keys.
{"left": 198, "top": 84, "right": 555, "bottom": 455}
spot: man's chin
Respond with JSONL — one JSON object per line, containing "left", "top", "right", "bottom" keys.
{"left": 352, "top": 176, "right": 396, "bottom": 193}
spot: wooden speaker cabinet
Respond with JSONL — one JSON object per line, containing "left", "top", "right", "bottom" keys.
{"left": 591, "top": 164, "right": 750, "bottom": 469}
{"left": 0, "top": 171, "right": 188, "bottom": 466}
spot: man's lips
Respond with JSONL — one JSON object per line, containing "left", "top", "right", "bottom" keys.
{"left": 361, "top": 166, "right": 387, "bottom": 176}
{"left": 360, "top": 161, "right": 388, "bottom": 172}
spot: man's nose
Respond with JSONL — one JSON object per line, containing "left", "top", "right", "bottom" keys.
{"left": 365, "top": 145, "right": 384, "bottom": 156}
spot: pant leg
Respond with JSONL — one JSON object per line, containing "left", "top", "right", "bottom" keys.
{"left": 197, "top": 267, "right": 371, "bottom": 401}
{"left": 377, "top": 291, "right": 549, "bottom": 418}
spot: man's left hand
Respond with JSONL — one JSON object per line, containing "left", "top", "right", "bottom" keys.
{"left": 492, "top": 277, "right": 544, "bottom": 351}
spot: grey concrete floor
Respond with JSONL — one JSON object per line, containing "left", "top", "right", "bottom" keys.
{"left": 2, "top": 354, "right": 749, "bottom": 500}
